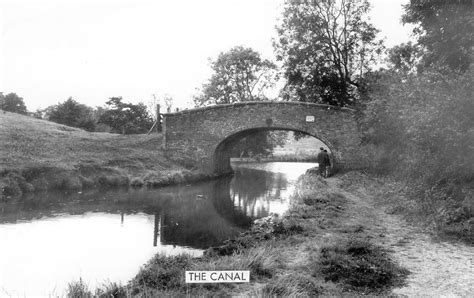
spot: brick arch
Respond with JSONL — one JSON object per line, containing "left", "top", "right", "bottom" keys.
{"left": 163, "top": 101, "right": 362, "bottom": 175}
{"left": 213, "top": 127, "right": 336, "bottom": 174}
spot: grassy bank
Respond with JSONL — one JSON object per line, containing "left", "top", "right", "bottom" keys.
{"left": 67, "top": 172, "right": 408, "bottom": 297}
{"left": 0, "top": 111, "right": 212, "bottom": 199}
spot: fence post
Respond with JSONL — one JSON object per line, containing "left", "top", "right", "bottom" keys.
{"left": 156, "top": 104, "right": 161, "bottom": 132}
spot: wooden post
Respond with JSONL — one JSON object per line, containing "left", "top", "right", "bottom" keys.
{"left": 153, "top": 212, "right": 159, "bottom": 247}
{"left": 156, "top": 104, "right": 161, "bottom": 132}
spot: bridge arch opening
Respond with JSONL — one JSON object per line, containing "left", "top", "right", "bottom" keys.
{"left": 213, "top": 127, "right": 335, "bottom": 174}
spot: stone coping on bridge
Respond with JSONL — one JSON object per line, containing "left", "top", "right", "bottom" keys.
{"left": 163, "top": 101, "right": 356, "bottom": 116}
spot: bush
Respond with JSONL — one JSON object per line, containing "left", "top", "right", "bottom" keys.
{"left": 46, "top": 98, "right": 96, "bottom": 131}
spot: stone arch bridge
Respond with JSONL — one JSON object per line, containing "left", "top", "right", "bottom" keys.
{"left": 162, "top": 101, "right": 362, "bottom": 175}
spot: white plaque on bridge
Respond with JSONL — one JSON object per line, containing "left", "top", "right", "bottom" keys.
{"left": 306, "top": 115, "right": 315, "bottom": 122}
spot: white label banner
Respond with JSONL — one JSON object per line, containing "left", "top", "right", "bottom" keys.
{"left": 185, "top": 270, "right": 250, "bottom": 283}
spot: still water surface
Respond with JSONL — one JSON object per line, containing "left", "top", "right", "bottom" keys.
{"left": 0, "top": 162, "right": 315, "bottom": 296}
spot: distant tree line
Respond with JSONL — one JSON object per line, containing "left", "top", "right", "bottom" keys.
{"left": 0, "top": 94, "right": 156, "bottom": 134}
{"left": 44, "top": 97, "right": 155, "bottom": 134}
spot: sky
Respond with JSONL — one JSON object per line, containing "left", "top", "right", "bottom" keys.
{"left": 0, "top": 0, "right": 414, "bottom": 112}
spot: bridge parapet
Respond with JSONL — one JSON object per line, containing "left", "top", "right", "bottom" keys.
{"left": 163, "top": 101, "right": 356, "bottom": 116}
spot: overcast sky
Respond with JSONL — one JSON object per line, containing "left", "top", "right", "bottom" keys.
{"left": 0, "top": 0, "right": 414, "bottom": 111}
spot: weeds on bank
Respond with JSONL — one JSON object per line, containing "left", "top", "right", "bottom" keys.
{"left": 96, "top": 282, "right": 128, "bottom": 297}
{"left": 66, "top": 279, "right": 131, "bottom": 298}
{"left": 133, "top": 254, "right": 192, "bottom": 291}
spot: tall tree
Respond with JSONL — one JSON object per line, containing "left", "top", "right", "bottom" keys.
{"left": 0, "top": 92, "right": 28, "bottom": 114}
{"left": 194, "top": 46, "right": 283, "bottom": 156}
{"left": 275, "top": 0, "right": 384, "bottom": 106}
{"left": 194, "top": 46, "right": 277, "bottom": 106}
{"left": 402, "top": 0, "right": 473, "bottom": 73}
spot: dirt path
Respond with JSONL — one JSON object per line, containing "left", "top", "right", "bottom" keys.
{"left": 325, "top": 175, "right": 474, "bottom": 297}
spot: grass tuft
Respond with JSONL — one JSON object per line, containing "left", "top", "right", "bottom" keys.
{"left": 194, "top": 247, "right": 279, "bottom": 280}
{"left": 316, "top": 238, "right": 409, "bottom": 291}
{"left": 66, "top": 278, "right": 92, "bottom": 298}
{"left": 95, "top": 281, "right": 129, "bottom": 297}
{"left": 272, "top": 221, "right": 304, "bottom": 236}
{"left": 262, "top": 273, "right": 323, "bottom": 296}
{"left": 133, "top": 253, "right": 192, "bottom": 291}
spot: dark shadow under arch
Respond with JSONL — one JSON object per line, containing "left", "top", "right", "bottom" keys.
{"left": 213, "top": 127, "right": 335, "bottom": 174}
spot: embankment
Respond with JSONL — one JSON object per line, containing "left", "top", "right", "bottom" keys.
{"left": 0, "top": 111, "right": 214, "bottom": 199}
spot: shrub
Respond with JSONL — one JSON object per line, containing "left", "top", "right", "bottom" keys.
{"left": 46, "top": 98, "right": 96, "bottom": 131}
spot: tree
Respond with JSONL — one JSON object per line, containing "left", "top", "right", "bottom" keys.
{"left": 388, "top": 42, "right": 422, "bottom": 73}
{"left": 402, "top": 0, "right": 473, "bottom": 73}
{"left": 194, "top": 46, "right": 277, "bottom": 106}
{"left": 0, "top": 92, "right": 28, "bottom": 114}
{"left": 231, "top": 131, "right": 288, "bottom": 158}
{"left": 98, "top": 97, "right": 153, "bottom": 134}
{"left": 194, "top": 46, "right": 283, "bottom": 155}
{"left": 274, "top": 0, "right": 384, "bottom": 106}
{"left": 46, "top": 97, "right": 96, "bottom": 131}
{"left": 162, "top": 94, "right": 174, "bottom": 113}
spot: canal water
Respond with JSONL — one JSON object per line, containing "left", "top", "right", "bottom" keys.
{"left": 0, "top": 162, "right": 316, "bottom": 296}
